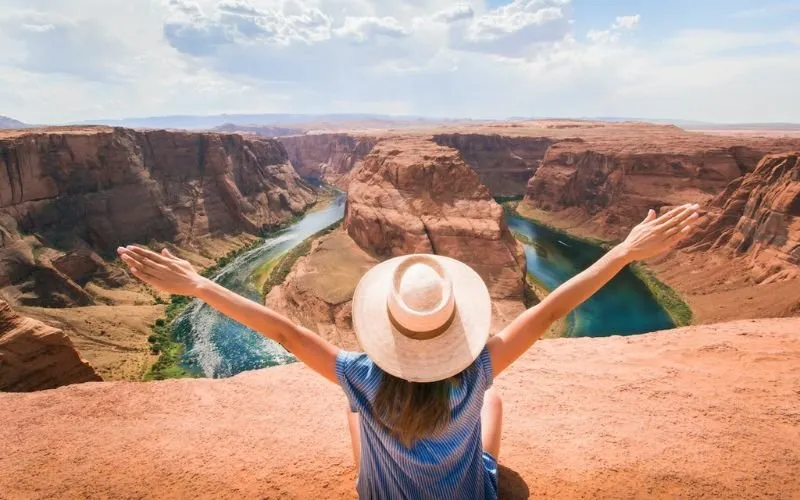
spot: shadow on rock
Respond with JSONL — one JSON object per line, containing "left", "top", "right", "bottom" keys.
{"left": 498, "top": 465, "right": 530, "bottom": 499}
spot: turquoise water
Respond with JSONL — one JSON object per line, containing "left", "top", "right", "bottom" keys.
{"left": 506, "top": 214, "right": 675, "bottom": 337}
{"left": 173, "top": 194, "right": 346, "bottom": 378}
{"left": 174, "top": 194, "right": 674, "bottom": 378}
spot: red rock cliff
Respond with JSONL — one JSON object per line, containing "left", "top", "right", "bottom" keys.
{"left": 0, "top": 127, "right": 316, "bottom": 308}
{"left": 688, "top": 152, "right": 799, "bottom": 282}
{"left": 515, "top": 123, "right": 800, "bottom": 241}
{"left": 344, "top": 137, "right": 526, "bottom": 300}
{"left": 278, "top": 133, "right": 378, "bottom": 189}
{"left": 0, "top": 127, "right": 315, "bottom": 252}
{"left": 432, "top": 133, "right": 553, "bottom": 197}
{"left": 0, "top": 299, "right": 100, "bottom": 391}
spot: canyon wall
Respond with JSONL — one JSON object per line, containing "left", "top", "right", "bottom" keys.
{"left": 0, "top": 127, "right": 316, "bottom": 307}
{"left": 0, "top": 126, "right": 318, "bottom": 388}
{"left": 344, "top": 137, "right": 526, "bottom": 300}
{"left": 0, "top": 127, "right": 315, "bottom": 252}
{"left": 689, "top": 152, "right": 799, "bottom": 282}
{"left": 0, "top": 299, "right": 101, "bottom": 391}
{"left": 432, "top": 133, "right": 553, "bottom": 197}
{"left": 278, "top": 133, "right": 378, "bottom": 188}
{"left": 522, "top": 139, "right": 786, "bottom": 241}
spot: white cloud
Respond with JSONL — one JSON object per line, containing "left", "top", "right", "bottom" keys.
{"left": 0, "top": 0, "right": 798, "bottom": 124}
{"left": 612, "top": 14, "right": 639, "bottom": 30}
{"left": 333, "top": 16, "right": 410, "bottom": 42}
{"left": 432, "top": 5, "right": 474, "bottom": 24}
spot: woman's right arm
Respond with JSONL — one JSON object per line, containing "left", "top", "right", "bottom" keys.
{"left": 488, "top": 204, "right": 700, "bottom": 377}
{"left": 118, "top": 246, "right": 340, "bottom": 383}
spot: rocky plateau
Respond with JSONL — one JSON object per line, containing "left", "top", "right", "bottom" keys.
{"left": 2, "top": 319, "right": 798, "bottom": 498}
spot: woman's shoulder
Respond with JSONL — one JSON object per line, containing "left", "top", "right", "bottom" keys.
{"left": 336, "top": 350, "right": 381, "bottom": 384}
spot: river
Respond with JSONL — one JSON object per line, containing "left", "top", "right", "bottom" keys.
{"left": 172, "top": 194, "right": 346, "bottom": 378}
{"left": 174, "top": 195, "right": 673, "bottom": 378}
{"left": 506, "top": 213, "right": 675, "bottom": 337}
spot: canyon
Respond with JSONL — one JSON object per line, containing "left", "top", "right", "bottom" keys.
{"left": 0, "top": 126, "right": 316, "bottom": 386}
{"left": 270, "top": 121, "right": 800, "bottom": 325}
{"left": 1, "top": 120, "right": 799, "bottom": 498}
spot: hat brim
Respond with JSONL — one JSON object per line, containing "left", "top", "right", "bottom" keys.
{"left": 351, "top": 255, "right": 491, "bottom": 383}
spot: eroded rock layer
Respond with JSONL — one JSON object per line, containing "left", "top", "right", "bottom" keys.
{"left": 433, "top": 133, "right": 553, "bottom": 196}
{"left": 344, "top": 137, "right": 526, "bottom": 300}
{"left": 0, "top": 299, "right": 100, "bottom": 391}
{"left": 689, "top": 152, "right": 800, "bottom": 281}
{"left": 278, "top": 133, "right": 378, "bottom": 188}
{"left": 0, "top": 127, "right": 315, "bottom": 252}
{"left": 265, "top": 230, "right": 378, "bottom": 350}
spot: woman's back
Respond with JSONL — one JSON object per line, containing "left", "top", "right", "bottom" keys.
{"left": 337, "top": 347, "right": 498, "bottom": 499}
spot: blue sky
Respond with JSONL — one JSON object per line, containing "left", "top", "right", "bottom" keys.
{"left": 1, "top": 0, "right": 798, "bottom": 123}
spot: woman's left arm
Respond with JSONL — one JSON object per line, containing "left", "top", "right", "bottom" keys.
{"left": 118, "top": 246, "right": 340, "bottom": 383}
{"left": 488, "top": 203, "right": 701, "bottom": 376}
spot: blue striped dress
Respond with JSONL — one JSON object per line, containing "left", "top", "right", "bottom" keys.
{"left": 336, "top": 346, "right": 498, "bottom": 499}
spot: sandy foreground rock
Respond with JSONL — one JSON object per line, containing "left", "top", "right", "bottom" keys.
{"left": 1, "top": 318, "right": 798, "bottom": 499}
{"left": 0, "top": 299, "right": 100, "bottom": 391}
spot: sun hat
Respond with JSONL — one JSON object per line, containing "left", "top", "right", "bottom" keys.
{"left": 351, "top": 254, "right": 492, "bottom": 383}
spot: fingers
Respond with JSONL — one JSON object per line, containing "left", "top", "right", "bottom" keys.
{"left": 162, "top": 248, "right": 177, "bottom": 259}
{"left": 663, "top": 212, "right": 699, "bottom": 237}
{"left": 122, "top": 245, "right": 174, "bottom": 266}
{"left": 668, "top": 224, "right": 694, "bottom": 244}
{"left": 655, "top": 204, "right": 699, "bottom": 231}
{"left": 642, "top": 209, "right": 657, "bottom": 224}
{"left": 126, "top": 261, "right": 165, "bottom": 287}
{"left": 119, "top": 249, "right": 171, "bottom": 276}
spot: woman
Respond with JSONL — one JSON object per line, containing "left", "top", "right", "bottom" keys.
{"left": 118, "top": 203, "right": 700, "bottom": 499}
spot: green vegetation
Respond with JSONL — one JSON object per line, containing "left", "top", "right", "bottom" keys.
{"left": 493, "top": 194, "right": 524, "bottom": 204}
{"left": 630, "top": 265, "right": 693, "bottom": 327}
{"left": 260, "top": 222, "right": 342, "bottom": 298}
{"left": 144, "top": 295, "right": 195, "bottom": 381}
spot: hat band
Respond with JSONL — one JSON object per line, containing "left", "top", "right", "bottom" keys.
{"left": 387, "top": 304, "right": 457, "bottom": 341}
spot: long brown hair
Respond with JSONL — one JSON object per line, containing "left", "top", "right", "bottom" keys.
{"left": 373, "top": 371, "right": 463, "bottom": 447}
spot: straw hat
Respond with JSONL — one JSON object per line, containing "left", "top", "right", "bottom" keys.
{"left": 352, "top": 254, "right": 492, "bottom": 383}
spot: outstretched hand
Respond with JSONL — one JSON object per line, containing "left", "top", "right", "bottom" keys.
{"left": 117, "top": 246, "right": 206, "bottom": 296}
{"left": 620, "top": 203, "right": 701, "bottom": 261}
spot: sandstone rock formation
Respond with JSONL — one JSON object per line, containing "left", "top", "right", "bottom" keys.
{"left": 265, "top": 230, "right": 377, "bottom": 350}
{"left": 0, "top": 127, "right": 315, "bottom": 305}
{"left": 522, "top": 137, "right": 795, "bottom": 241}
{"left": 345, "top": 138, "right": 526, "bottom": 301}
{"left": 433, "top": 133, "right": 553, "bottom": 196}
{"left": 0, "top": 299, "right": 100, "bottom": 391}
{"left": 688, "top": 152, "right": 799, "bottom": 282}
{"left": 279, "top": 133, "right": 378, "bottom": 188}
{"left": 0, "top": 126, "right": 318, "bottom": 387}
{"left": 1, "top": 318, "right": 797, "bottom": 498}
{"left": 0, "top": 127, "right": 315, "bottom": 252}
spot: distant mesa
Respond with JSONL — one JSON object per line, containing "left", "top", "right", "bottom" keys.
{"left": 67, "top": 113, "right": 472, "bottom": 131}
{"left": 213, "top": 123, "right": 306, "bottom": 138}
{"left": 0, "top": 115, "right": 30, "bottom": 129}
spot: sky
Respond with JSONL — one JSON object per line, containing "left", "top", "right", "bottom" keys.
{"left": 1, "top": 0, "right": 799, "bottom": 124}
